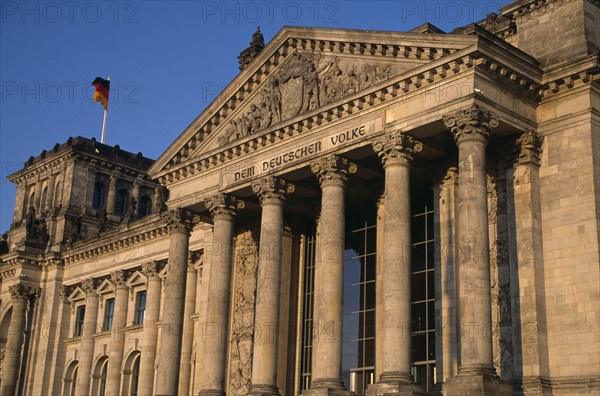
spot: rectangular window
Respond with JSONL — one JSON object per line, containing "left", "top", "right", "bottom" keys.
{"left": 74, "top": 305, "right": 86, "bottom": 337}
{"left": 134, "top": 291, "right": 147, "bottom": 325}
{"left": 102, "top": 298, "right": 115, "bottom": 331}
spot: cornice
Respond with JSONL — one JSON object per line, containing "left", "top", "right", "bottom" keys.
{"left": 63, "top": 216, "right": 169, "bottom": 265}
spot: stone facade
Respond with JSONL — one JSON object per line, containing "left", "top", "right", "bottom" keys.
{"left": 0, "top": 1, "right": 598, "bottom": 395}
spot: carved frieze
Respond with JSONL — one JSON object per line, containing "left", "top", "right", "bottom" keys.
{"left": 219, "top": 51, "right": 399, "bottom": 145}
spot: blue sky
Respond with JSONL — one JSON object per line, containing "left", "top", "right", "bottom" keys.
{"left": 0, "top": 0, "right": 512, "bottom": 232}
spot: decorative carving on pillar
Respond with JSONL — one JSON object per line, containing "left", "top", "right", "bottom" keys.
{"left": 205, "top": 194, "right": 245, "bottom": 220}
{"left": 371, "top": 130, "right": 423, "bottom": 167}
{"left": 516, "top": 130, "right": 544, "bottom": 166}
{"left": 110, "top": 270, "right": 128, "bottom": 289}
{"left": 58, "top": 285, "right": 71, "bottom": 303}
{"left": 141, "top": 261, "right": 161, "bottom": 281}
{"left": 228, "top": 229, "right": 259, "bottom": 395}
{"left": 251, "top": 176, "right": 295, "bottom": 206}
{"left": 161, "top": 208, "right": 199, "bottom": 235}
{"left": 310, "top": 154, "right": 357, "bottom": 187}
{"left": 443, "top": 105, "right": 499, "bottom": 143}
{"left": 487, "top": 164, "right": 514, "bottom": 382}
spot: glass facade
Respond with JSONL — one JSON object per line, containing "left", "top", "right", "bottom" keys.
{"left": 300, "top": 190, "right": 435, "bottom": 394}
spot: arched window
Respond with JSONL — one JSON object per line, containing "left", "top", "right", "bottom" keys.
{"left": 137, "top": 195, "right": 152, "bottom": 218}
{"left": 40, "top": 186, "right": 48, "bottom": 211}
{"left": 92, "top": 182, "right": 106, "bottom": 209}
{"left": 62, "top": 360, "right": 79, "bottom": 396}
{"left": 122, "top": 351, "right": 141, "bottom": 396}
{"left": 130, "top": 355, "right": 140, "bottom": 396}
{"left": 99, "top": 359, "right": 108, "bottom": 396}
{"left": 115, "top": 189, "right": 129, "bottom": 216}
{"left": 91, "top": 356, "right": 108, "bottom": 396}
{"left": 53, "top": 180, "right": 62, "bottom": 207}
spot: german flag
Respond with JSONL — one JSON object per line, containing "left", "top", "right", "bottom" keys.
{"left": 92, "top": 77, "right": 110, "bottom": 110}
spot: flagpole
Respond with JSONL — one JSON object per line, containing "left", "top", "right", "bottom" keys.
{"left": 100, "top": 76, "right": 110, "bottom": 144}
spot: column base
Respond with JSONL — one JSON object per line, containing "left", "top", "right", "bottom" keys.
{"left": 366, "top": 381, "right": 427, "bottom": 396}
{"left": 301, "top": 379, "right": 354, "bottom": 396}
{"left": 247, "top": 384, "right": 280, "bottom": 395}
{"left": 198, "top": 390, "right": 225, "bottom": 396}
{"left": 301, "top": 389, "right": 355, "bottom": 396}
{"left": 444, "top": 371, "right": 512, "bottom": 396}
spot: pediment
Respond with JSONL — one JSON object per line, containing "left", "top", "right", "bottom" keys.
{"left": 149, "top": 26, "right": 477, "bottom": 179}
{"left": 96, "top": 279, "right": 114, "bottom": 295}
{"left": 68, "top": 287, "right": 85, "bottom": 302}
{"left": 126, "top": 270, "right": 146, "bottom": 287}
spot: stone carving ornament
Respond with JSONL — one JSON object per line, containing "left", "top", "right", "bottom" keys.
{"left": 228, "top": 230, "right": 259, "bottom": 395}
{"left": 310, "top": 154, "right": 357, "bottom": 187}
{"left": 371, "top": 130, "right": 423, "bottom": 167}
{"left": 205, "top": 194, "right": 245, "bottom": 220}
{"left": 443, "top": 104, "right": 499, "bottom": 143}
{"left": 161, "top": 208, "right": 199, "bottom": 235}
{"left": 219, "top": 51, "right": 397, "bottom": 144}
{"left": 251, "top": 176, "right": 295, "bottom": 206}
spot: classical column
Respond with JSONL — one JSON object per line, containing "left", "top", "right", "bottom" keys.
{"left": 75, "top": 278, "right": 100, "bottom": 396}
{"left": 199, "top": 193, "right": 244, "bottom": 396}
{"left": 0, "top": 284, "right": 37, "bottom": 396}
{"left": 367, "top": 131, "right": 424, "bottom": 395}
{"left": 443, "top": 105, "right": 511, "bottom": 395}
{"left": 510, "top": 131, "right": 550, "bottom": 393}
{"left": 155, "top": 208, "right": 198, "bottom": 396}
{"left": 106, "top": 172, "right": 118, "bottom": 216}
{"left": 105, "top": 270, "right": 129, "bottom": 396}
{"left": 249, "top": 177, "right": 295, "bottom": 395}
{"left": 303, "top": 154, "right": 356, "bottom": 395}
{"left": 138, "top": 261, "right": 162, "bottom": 396}
{"left": 178, "top": 262, "right": 199, "bottom": 396}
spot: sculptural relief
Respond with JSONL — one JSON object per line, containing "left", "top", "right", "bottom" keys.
{"left": 228, "top": 229, "right": 258, "bottom": 395}
{"left": 218, "top": 51, "right": 398, "bottom": 144}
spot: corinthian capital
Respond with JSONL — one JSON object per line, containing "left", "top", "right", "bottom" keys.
{"left": 516, "top": 130, "right": 543, "bottom": 166}
{"left": 8, "top": 284, "right": 37, "bottom": 303}
{"left": 310, "top": 154, "right": 357, "bottom": 187}
{"left": 141, "top": 261, "right": 161, "bottom": 281}
{"left": 162, "top": 208, "right": 199, "bottom": 235}
{"left": 372, "top": 130, "right": 422, "bottom": 167}
{"left": 443, "top": 105, "right": 498, "bottom": 144}
{"left": 252, "top": 176, "right": 295, "bottom": 206}
{"left": 81, "top": 278, "right": 97, "bottom": 295}
{"left": 205, "top": 193, "right": 245, "bottom": 221}
{"left": 110, "top": 270, "right": 128, "bottom": 289}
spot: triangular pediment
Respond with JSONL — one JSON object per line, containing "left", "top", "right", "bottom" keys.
{"left": 126, "top": 270, "right": 146, "bottom": 287}
{"left": 149, "top": 26, "right": 477, "bottom": 179}
{"left": 68, "top": 287, "right": 86, "bottom": 302}
{"left": 96, "top": 279, "right": 114, "bottom": 295}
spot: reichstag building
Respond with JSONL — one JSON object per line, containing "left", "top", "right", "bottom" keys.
{"left": 1, "top": 0, "right": 598, "bottom": 395}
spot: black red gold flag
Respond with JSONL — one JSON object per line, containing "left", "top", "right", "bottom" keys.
{"left": 92, "top": 77, "right": 110, "bottom": 110}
